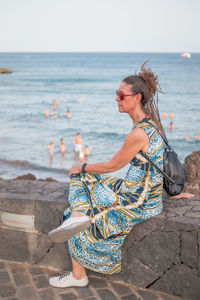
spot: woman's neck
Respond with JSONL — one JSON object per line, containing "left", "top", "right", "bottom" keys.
{"left": 129, "top": 110, "right": 147, "bottom": 125}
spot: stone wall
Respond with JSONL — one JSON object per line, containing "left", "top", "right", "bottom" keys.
{"left": 1, "top": 179, "right": 200, "bottom": 299}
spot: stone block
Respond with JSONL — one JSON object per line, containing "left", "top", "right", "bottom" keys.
{"left": 16, "top": 285, "right": 39, "bottom": 300}
{"left": 129, "top": 232, "right": 180, "bottom": 273}
{"left": 167, "top": 206, "right": 193, "bottom": 216}
{"left": 34, "top": 199, "right": 63, "bottom": 233}
{"left": 0, "top": 283, "right": 16, "bottom": 298}
{"left": 184, "top": 211, "right": 200, "bottom": 218}
{"left": 192, "top": 205, "right": 200, "bottom": 212}
{"left": 180, "top": 231, "right": 198, "bottom": 268}
{"left": 32, "top": 275, "right": 49, "bottom": 288}
{"left": 38, "top": 242, "right": 72, "bottom": 270}
{"left": 38, "top": 288, "right": 57, "bottom": 300}
{"left": 32, "top": 233, "right": 52, "bottom": 263}
{"left": 0, "top": 228, "right": 30, "bottom": 262}
{"left": 107, "top": 256, "right": 159, "bottom": 288}
{"left": 110, "top": 281, "right": 132, "bottom": 296}
{"left": 13, "top": 271, "right": 31, "bottom": 286}
{"left": 0, "top": 228, "right": 51, "bottom": 264}
{"left": 60, "top": 293, "right": 77, "bottom": 300}
{"left": 150, "top": 264, "right": 200, "bottom": 300}
{"left": 161, "top": 218, "right": 200, "bottom": 231}
{"left": 97, "top": 289, "right": 118, "bottom": 300}
{"left": 130, "top": 217, "right": 161, "bottom": 241}
{"left": 0, "top": 193, "right": 36, "bottom": 214}
{"left": 0, "top": 270, "right": 10, "bottom": 284}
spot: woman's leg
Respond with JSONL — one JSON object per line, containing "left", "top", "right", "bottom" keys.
{"left": 71, "top": 256, "right": 87, "bottom": 279}
{"left": 48, "top": 255, "right": 88, "bottom": 287}
{"left": 71, "top": 211, "right": 86, "bottom": 217}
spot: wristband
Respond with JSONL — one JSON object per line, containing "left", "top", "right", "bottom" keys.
{"left": 81, "top": 163, "right": 87, "bottom": 173}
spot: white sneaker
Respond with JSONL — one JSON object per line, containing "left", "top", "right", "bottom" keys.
{"left": 48, "top": 215, "right": 91, "bottom": 243}
{"left": 49, "top": 271, "right": 89, "bottom": 288}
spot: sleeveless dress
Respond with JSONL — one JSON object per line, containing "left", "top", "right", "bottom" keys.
{"left": 63, "top": 118, "right": 165, "bottom": 274}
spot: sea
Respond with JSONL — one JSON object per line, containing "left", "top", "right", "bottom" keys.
{"left": 0, "top": 52, "right": 200, "bottom": 182}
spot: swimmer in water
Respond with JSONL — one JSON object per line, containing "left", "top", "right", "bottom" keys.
{"left": 53, "top": 99, "right": 58, "bottom": 109}
{"left": 66, "top": 109, "right": 72, "bottom": 119}
{"left": 196, "top": 134, "right": 200, "bottom": 141}
{"left": 79, "top": 147, "right": 85, "bottom": 163}
{"left": 45, "top": 109, "right": 50, "bottom": 117}
{"left": 48, "top": 142, "right": 54, "bottom": 159}
{"left": 60, "top": 138, "right": 66, "bottom": 156}
{"left": 185, "top": 135, "right": 190, "bottom": 141}
{"left": 170, "top": 112, "right": 174, "bottom": 120}
{"left": 84, "top": 145, "right": 93, "bottom": 161}
{"left": 52, "top": 112, "right": 57, "bottom": 118}
{"left": 74, "top": 133, "right": 82, "bottom": 153}
{"left": 169, "top": 121, "right": 173, "bottom": 131}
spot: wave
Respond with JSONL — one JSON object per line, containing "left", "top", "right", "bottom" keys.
{"left": 0, "top": 158, "right": 69, "bottom": 174}
{"left": 25, "top": 77, "right": 109, "bottom": 84}
{"left": 87, "top": 131, "right": 127, "bottom": 139}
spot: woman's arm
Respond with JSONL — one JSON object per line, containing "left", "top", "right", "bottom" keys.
{"left": 69, "top": 128, "right": 149, "bottom": 176}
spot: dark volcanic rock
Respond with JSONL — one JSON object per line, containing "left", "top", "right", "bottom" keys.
{"left": 13, "top": 173, "right": 37, "bottom": 181}
{"left": 38, "top": 177, "right": 57, "bottom": 182}
{"left": 150, "top": 264, "right": 200, "bottom": 300}
{"left": 129, "top": 231, "right": 180, "bottom": 273}
{"left": 184, "top": 151, "right": 200, "bottom": 196}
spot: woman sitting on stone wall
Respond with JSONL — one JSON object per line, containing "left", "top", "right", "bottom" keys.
{"left": 48, "top": 62, "right": 193, "bottom": 288}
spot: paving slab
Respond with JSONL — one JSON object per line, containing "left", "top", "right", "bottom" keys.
{"left": 0, "top": 260, "right": 183, "bottom": 300}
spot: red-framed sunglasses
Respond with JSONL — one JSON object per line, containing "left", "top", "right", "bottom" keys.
{"left": 116, "top": 90, "right": 134, "bottom": 101}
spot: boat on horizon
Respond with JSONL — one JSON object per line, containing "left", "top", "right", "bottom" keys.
{"left": 181, "top": 52, "right": 191, "bottom": 58}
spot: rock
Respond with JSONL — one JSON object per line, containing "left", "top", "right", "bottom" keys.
{"left": 180, "top": 231, "right": 198, "bottom": 268}
{"left": 13, "top": 173, "right": 37, "bottom": 181}
{"left": 0, "top": 228, "right": 52, "bottom": 264}
{"left": 0, "top": 68, "right": 12, "bottom": 74}
{"left": 184, "top": 151, "right": 200, "bottom": 196}
{"left": 128, "top": 231, "right": 180, "bottom": 273}
{"left": 38, "top": 243, "right": 72, "bottom": 270}
{"left": 38, "top": 177, "right": 57, "bottom": 182}
{"left": 150, "top": 264, "right": 200, "bottom": 300}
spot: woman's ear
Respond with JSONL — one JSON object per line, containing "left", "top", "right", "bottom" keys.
{"left": 135, "top": 93, "right": 143, "bottom": 104}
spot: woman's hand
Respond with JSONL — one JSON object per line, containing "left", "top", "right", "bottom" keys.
{"left": 69, "top": 163, "right": 82, "bottom": 177}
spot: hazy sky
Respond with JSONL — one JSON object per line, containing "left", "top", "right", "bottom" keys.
{"left": 0, "top": 0, "right": 199, "bottom": 52}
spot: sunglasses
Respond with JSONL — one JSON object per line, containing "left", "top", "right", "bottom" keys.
{"left": 116, "top": 90, "right": 135, "bottom": 101}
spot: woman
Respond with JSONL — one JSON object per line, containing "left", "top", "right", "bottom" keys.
{"left": 48, "top": 63, "right": 192, "bottom": 288}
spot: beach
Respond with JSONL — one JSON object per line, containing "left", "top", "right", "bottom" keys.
{"left": 0, "top": 52, "right": 200, "bottom": 182}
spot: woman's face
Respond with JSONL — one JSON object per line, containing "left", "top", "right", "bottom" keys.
{"left": 116, "top": 82, "right": 137, "bottom": 113}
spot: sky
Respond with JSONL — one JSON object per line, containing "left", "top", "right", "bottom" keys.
{"left": 0, "top": 0, "right": 200, "bottom": 52}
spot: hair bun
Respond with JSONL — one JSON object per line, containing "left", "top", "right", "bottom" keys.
{"left": 139, "top": 61, "right": 161, "bottom": 97}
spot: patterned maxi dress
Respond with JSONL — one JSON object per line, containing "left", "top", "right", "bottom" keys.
{"left": 63, "top": 118, "right": 165, "bottom": 274}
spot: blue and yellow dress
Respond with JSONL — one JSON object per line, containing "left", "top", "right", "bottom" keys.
{"left": 63, "top": 118, "right": 165, "bottom": 274}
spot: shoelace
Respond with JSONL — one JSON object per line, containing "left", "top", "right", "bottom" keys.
{"left": 59, "top": 272, "right": 70, "bottom": 280}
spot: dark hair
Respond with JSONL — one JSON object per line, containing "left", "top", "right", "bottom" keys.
{"left": 123, "top": 61, "right": 165, "bottom": 137}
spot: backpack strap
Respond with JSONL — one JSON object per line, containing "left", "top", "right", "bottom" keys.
{"left": 138, "top": 119, "right": 175, "bottom": 184}
{"left": 142, "top": 119, "right": 169, "bottom": 146}
{"left": 141, "top": 151, "right": 175, "bottom": 184}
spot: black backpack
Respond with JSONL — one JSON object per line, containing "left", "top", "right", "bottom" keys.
{"left": 141, "top": 121, "right": 185, "bottom": 196}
